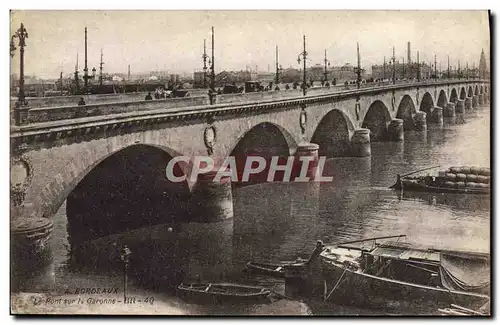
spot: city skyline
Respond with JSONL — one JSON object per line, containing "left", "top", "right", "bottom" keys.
{"left": 10, "top": 10, "right": 490, "bottom": 79}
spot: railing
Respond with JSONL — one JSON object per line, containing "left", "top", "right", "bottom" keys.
{"left": 11, "top": 79, "right": 488, "bottom": 128}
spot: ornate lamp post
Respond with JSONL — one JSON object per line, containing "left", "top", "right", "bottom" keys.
{"left": 297, "top": 35, "right": 308, "bottom": 96}
{"left": 416, "top": 51, "right": 420, "bottom": 82}
{"left": 322, "top": 49, "right": 331, "bottom": 86}
{"left": 99, "top": 48, "right": 104, "bottom": 86}
{"left": 208, "top": 27, "right": 216, "bottom": 105}
{"left": 275, "top": 45, "right": 283, "bottom": 85}
{"left": 202, "top": 39, "right": 208, "bottom": 88}
{"left": 120, "top": 245, "right": 132, "bottom": 302}
{"left": 354, "top": 43, "right": 362, "bottom": 89}
{"left": 400, "top": 57, "right": 405, "bottom": 79}
{"left": 10, "top": 23, "right": 28, "bottom": 111}
{"left": 391, "top": 46, "right": 396, "bottom": 85}
{"left": 447, "top": 55, "right": 450, "bottom": 79}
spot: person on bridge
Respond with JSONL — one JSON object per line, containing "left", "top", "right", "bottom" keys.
{"left": 78, "top": 97, "right": 86, "bottom": 106}
{"left": 145, "top": 92, "right": 153, "bottom": 100}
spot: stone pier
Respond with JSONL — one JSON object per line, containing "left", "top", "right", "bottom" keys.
{"left": 456, "top": 99, "right": 465, "bottom": 114}
{"left": 386, "top": 119, "right": 404, "bottom": 142}
{"left": 292, "top": 143, "right": 320, "bottom": 180}
{"left": 414, "top": 111, "right": 427, "bottom": 131}
{"left": 465, "top": 97, "right": 473, "bottom": 110}
{"left": 189, "top": 171, "right": 234, "bottom": 222}
{"left": 350, "top": 128, "right": 371, "bottom": 157}
{"left": 11, "top": 217, "right": 54, "bottom": 272}
{"left": 472, "top": 95, "right": 478, "bottom": 108}
{"left": 444, "top": 103, "right": 456, "bottom": 117}
{"left": 430, "top": 106, "right": 444, "bottom": 124}
{"left": 478, "top": 94, "right": 483, "bottom": 106}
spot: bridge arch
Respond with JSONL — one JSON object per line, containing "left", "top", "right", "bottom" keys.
{"left": 437, "top": 90, "right": 447, "bottom": 108}
{"left": 467, "top": 86, "right": 473, "bottom": 97}
{"left": 460, "top": 87, "right": 467, "bottom": 100}
{"left": 226, "top": 122, "right": 296, "bottom": 182}
{"left": 419, "top": 92, "right": 434, "bottom": 115}
{"left": 480, "top": 85, "right": 484, "bottom": 94}
{"left": 66, "top": 144, "right": 191, "bottom": 245}
{"left": 474, "top": 85, "right": 479, "bottom": 95}
{"left": 396, "top": 95, "right": 416, "bottom": 130}
{"left": 450, "top": 88, "right": 458, "bottom": 103}
{"left": 362, "top": 100, "right": 392, "bottom": 141}
{"left": 310, "top": 109, "right": 355, "bottom": 157}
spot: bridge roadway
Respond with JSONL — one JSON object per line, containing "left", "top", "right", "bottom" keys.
{"left": 10, "top": 79, "right": 489, "bottom": 273}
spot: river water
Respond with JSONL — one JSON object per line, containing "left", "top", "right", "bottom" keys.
{"left": 12, "top": 105, "right": 490, "bottom": 315}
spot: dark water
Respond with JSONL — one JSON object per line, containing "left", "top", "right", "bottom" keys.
{"left": 13, "top": 106, "right": 490, "bottom": 315}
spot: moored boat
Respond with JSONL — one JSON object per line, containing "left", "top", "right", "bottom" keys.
{"left": 245, "top": 258, "right": 307, "bottom": 278}
{"left": 390, "top": 166, "right": 490, "bottom": 195}
{"left": 319, "top": 235, "right": 490, "bottom": 311}
{"left": 177, "top": 282, "right": 271, "bottom": 303}
{"left": 245, "top": 261, "right": 287, "bottom": 277}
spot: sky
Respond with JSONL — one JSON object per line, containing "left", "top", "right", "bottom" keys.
{"left": 10, "top": 10, "right": 490, "bottom": 79}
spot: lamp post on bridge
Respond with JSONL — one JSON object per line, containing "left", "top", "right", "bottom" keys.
{"left": 297, "top": 35, "right": 308, "bottom": 96}
{"left": 322, "top": 49, "right": 330, "bottom": 86}
{"left": 458, "top": 60, "right": 461, "bottom": 80}
{"left": 208, "top": 27, "right": 216, "bottom": 105}
{"left": 10, "top": 23, "right": 28, "bottom": 111}
{"left": 275, "top": 45, "right": 283, "bottom": 85}
{"left": 434, "top": 54, "right": 437, "bottom": 80}
{"left": 355, "top": 42, "right": 362, "bottom": 89}
{"left": 202, "top": 39, "right": 208, "bottom": 89}
{"left": 447, "top": 55, "right": 450, "bottom": 79}
{"left": 416, "top": 50, "right": 420, "bottom": 82}
{"left": 390, "top": 47, "right": 396, "bottom": 84}
{"left": 400, "top": 57, "right": 405, "bottom": 79}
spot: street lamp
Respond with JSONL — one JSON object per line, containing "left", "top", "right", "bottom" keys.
{"left": 400, "top": 57, "right": 405, "bottom": 79}
{"left": 297, "top": 35, "right": 308, "bottom": 96}
{"left": 208, "top": 27, "right": 216, "bottom": 105}
{"left": 391, "top": 46, "right": 396, "bottom": 85}
{"left": 354, "top": 42, "right": 362, "bottom": 89}
{"left": 323, "top": 49, "right": 331, "bottom": 86}
{"left": 275, "top": 45, "right": 283, "bottom": 84}
{"left": 202, "top": 39, "right": 208, "bottom": 88}
{"left": 416, "top": 51, "right": 420, "bottom": 82}
{"left": 120, "top": 245, "right": 132, "bottom": 302}
{"left": 10, "top": 23, "right": 28, "bottom": 110}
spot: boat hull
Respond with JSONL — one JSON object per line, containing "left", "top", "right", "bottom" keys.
{"left": 395, "top": 180, "right": 490, "bottom": 195}
{"left": 177, "top": 283, "right": 271, "bottom": 304}
{"left": 321, "top": 260, "right": 490, "bottom": 311}
{"left": 246, "top": 262, "right": 285, "bottom": 278}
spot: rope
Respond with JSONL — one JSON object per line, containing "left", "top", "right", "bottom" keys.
{"left": 324, "top": 266, "right": 349, "bottom": 302}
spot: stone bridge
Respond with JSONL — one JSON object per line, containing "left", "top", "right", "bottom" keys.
{"left": 10, "top": 80, "right": 489, "bottom": 249}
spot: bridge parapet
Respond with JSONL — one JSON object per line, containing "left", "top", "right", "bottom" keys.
{"left": 11, "top": 80, "right": 488, "bottom": 130}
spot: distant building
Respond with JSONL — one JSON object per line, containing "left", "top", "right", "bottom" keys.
{"left": 479, "top": 49, "right": 489, "bottom": 79}
{"left": 193, "top": 71, "right": 206, "bottom": 88}
{"left": 372, "top": 61, "right": 431, "bottom": 80}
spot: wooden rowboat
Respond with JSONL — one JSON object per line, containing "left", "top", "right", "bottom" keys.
{"left": 245, "top": 261, "right": 287, "bottom": 277}
{"left": 177, "top": 282, "right": 271, "bottom": 303}
{"left": 245, "top": 258, "right": 307, "bottom": 278}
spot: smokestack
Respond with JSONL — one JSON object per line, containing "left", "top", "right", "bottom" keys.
{"left": 407, "top": 42, "right": 412, "bottom": 78}
{"left": 407, "top": 42, "right": 411, "bottom": 65}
